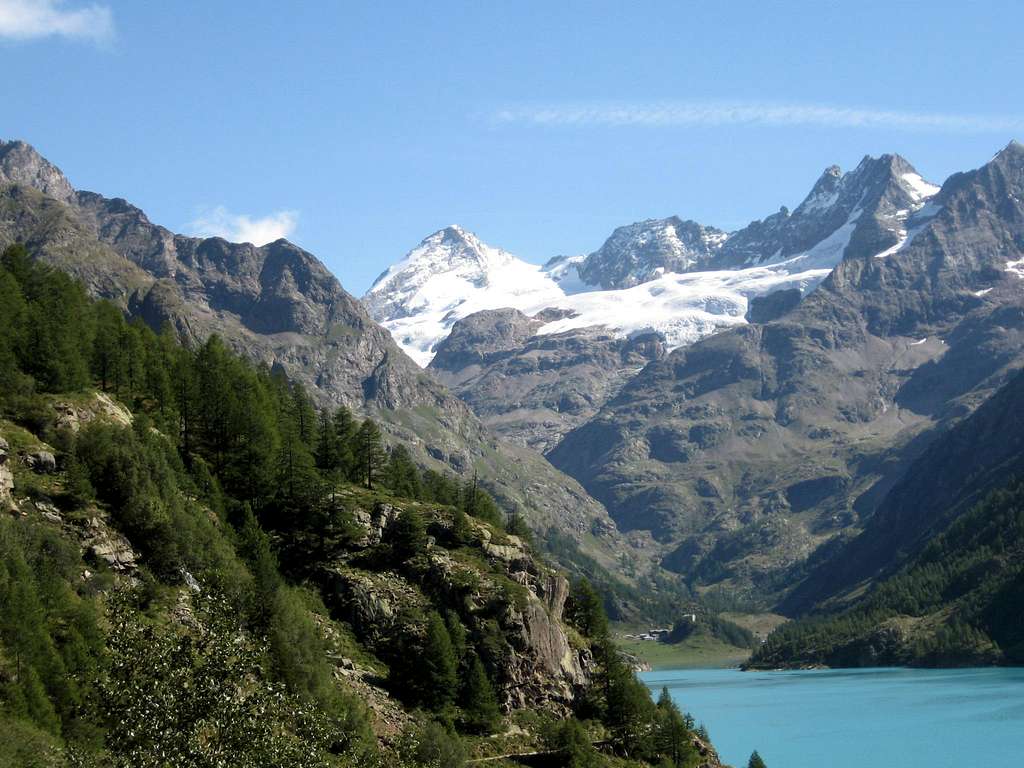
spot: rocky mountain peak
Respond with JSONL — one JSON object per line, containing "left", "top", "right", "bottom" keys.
{"left": 716, "top": 152, "right": 938, "bottom": 270}
{"left": 0, "top": 139, "right": 76, "bottom": 204}
{"left": 797, "top": 164, "right": 843, "bottom": 210}
{"left": 576, "top": 215, "right": 728, "bottom": 289}
{"left": 997, "top": 138, "right": 1024, "bottom": 158}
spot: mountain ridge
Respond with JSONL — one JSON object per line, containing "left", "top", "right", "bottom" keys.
{"left": 547, "top": 140, "right": 1024, "bottom": 600}
{"left": 0, "top": 138, "right": 640, "bottom": 599}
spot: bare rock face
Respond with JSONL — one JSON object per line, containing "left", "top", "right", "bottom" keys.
{"left": 431, "top": 315, "right": 666, "bottom": 453}
{"left": 84, "top": 515, "right": 138, "bottom": 571}
{"left": 53, "top": 392, "right": 133, "bottom": 432}
{"left": 25, "top": 450, "right": 57, "bottom": 474}
{"left": 0, "top": 437, "right": 14, "bottom": 509}
{"left": 0, "top": 140, "right": 76, "bottom": 204}
{"left": 578, "top": 216, "right": 727, "bottom": 289}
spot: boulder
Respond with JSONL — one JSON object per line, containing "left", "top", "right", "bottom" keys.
{"left": 53, "top": 392, "right": 133, "bottom": 432}
{"left": 25, "top": 450, "right": 56, "bottom": 473}
{"left": 85, "top": 517, "right": 138, "bottom": 571}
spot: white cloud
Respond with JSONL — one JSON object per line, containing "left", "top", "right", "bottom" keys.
{"left": 489, "top": 100, "right": 1024, "bottom": 134}
{"left": 188, "top": 206, "right": 298, "bottom": 246}
{"left": 0, "top": 0, "right": 114, "bottom": 43}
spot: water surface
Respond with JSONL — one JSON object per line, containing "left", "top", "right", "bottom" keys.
{"left": 641, "top": 666, "right": 1024, "bottom": 768}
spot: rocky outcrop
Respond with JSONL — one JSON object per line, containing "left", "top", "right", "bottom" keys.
{"left": 83, "top": 513, "right": 139, "bottom": 571}
{"left": 0, "top": 437, "right": 14, "bottom": 509}
{"left": 577, "top": 217, "right": 727, "bottom": 289}
{"left": 321, "top": 498, "right": 590, "bottom": 713}
{"left": 53, "top": 392, "right": 132, "bottom": 432}
{"left": 25, "top": 450, "right": 56, "bottom": 473}
{"left": 0, "top": 140, "right": 76, "bottom": 204}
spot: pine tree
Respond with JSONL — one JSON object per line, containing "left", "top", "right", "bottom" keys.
{"left": 331, "top": 405, "right": 358, "bottom": 478}
{"left": 237, "top": 504, "right": 282, "bottom": 629}
{"left": 353, "top": 419, "right": 386, "bottom": 490}
{"left": 418, "top": 611, "right": 458, "bottom": 711}
{"left": 460, "top": 653, "right": 501, "bottom": 734}
{"left": 384, "top": 444, "right": 421, "bottom": 499}
{"left": 568, "top": 579, "right": 609, "bottom": 639}
{"left": 655, "top": 687, "right": 694, "bottom": 767}
{"left": 0, "top": 267, "right": 27, "bottom": 396}
{"left": 445, "top": 610, "right": 468, "bottom": 667}
{"left": 390, "top": 509, "right": 427, "bottom": 562}
{"left": 450, "top": 506, "right": 473, "bottom": 547}
{"left": 748, "top": 750, "right": 767, "bottom": 768}
{"left": 63, "top": 453, "right": 95, "bottom": 508}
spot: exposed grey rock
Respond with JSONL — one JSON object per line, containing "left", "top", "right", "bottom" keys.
{"left": 25, "top": 450, "right": 56, "bottom": 473}
{"left": 747, "top": 288, "right": 802, "bottom": 323}
{"left": 352, "top": 501, "right": 403, "bottom": 547}
{"left": 0, "top": 451, "right": 14, "bottom": 509}
{"left": 53, "top": 392, "right": 133, "bottom": 432}
{"left": 85, "top": 516, "right": 138, "bottom": 571}
{"left": 430, "top": 314, "right": 665, "bottom": 452}
{"left": 577, "top": 216, "right": 727, "bottom": 289}
{"left": 0, "top": 140, "right": 76, "bottom": 204}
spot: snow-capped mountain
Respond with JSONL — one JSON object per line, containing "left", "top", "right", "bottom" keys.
{"left": 362, "top": 155, "right": 940, "bottom": 368}
{"left": 363, "top": 226, "right": 568, "bottom": 365}
{"left": 363, "top": 225, "right": 830, "bottom": 367}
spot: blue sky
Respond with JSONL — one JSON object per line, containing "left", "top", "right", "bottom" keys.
{"left": 3, "top": 1, "right": 1023, "bottom": 293}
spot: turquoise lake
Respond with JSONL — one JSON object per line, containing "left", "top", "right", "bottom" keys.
{"left": 640, "top": 667, "right": 1024, "bottom": 767}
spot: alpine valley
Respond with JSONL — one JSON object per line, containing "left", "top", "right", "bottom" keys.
{"left": 366, "top": 142, "right": 1024, "bottom": 666}
{"left": 3, "top": 132, "right": 1024, "bottom": 768}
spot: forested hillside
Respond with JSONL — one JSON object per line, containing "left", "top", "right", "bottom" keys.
{"left": 749, "top": 365, "right": 1024, "bottom": 669}
{"left": 0, "top": 243, "right": 727, "bottom": 767}
{"left": 750, "top": 479, "right": 1024, "bottom": 668}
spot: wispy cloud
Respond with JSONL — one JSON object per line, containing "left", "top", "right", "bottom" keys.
{"left": 188, "top": 206, "right": 298, "bottom": 246}
{"left": 0, "top": 0, "right": 114, "bottom": 44}
{"left": 489, "top": 100, "right": 1024, "bottom": 134}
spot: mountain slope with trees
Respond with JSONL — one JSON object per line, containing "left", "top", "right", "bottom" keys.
{"left": 749, "top": 368, "right": 1024, "bottom": 668}
{"left": 0, "top": 244, "right": 731, "bottom": 767}
{"left": 0, "top": 139, "right": 653, "bottom": 616}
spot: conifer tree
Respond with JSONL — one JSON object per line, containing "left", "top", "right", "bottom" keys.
{"left": 390, "top": 508, "right": 427, "bottom": 562}
{"left": 92, "top": 301, "right": 124, "bottom": 392}
{"left": 655, "top": 687, "right": 694, "bottom": 767}
{"left": 418, "top": 611, "right": 458, "bottom": 711}
{"left": 748, "top": 750, "right": 767, "bottom": 768}
{"left": 385, "top": 443, "right": 421, "bottom": 498}
{"left": 460, "top": 653, "right": 500, "bottom": 734}
{"left": 354, "top": 419, "right": 386, "bottom": 490}
{"left": 568, "top": 578, "right": 609, "bottom": 639}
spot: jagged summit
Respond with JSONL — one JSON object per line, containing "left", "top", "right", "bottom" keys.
{"left": 714, "top": 153, "right": 939, "bottom": 270}
{"left": 576, "top": 216, "right": 728, "bottom": 290}
{"left": 0, "top": 139, "right": 76, "bottom": 204}
{"left": 362, "top": 227, "right": 567, "bottom": 364}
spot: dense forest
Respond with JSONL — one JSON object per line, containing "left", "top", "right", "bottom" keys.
{"left": 750, "top": 479, "right": 1024, "bottom": 669}
{"left": 0, "top": 243, "right": 726, "bottom": 767}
